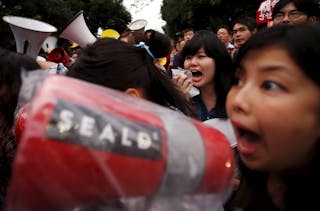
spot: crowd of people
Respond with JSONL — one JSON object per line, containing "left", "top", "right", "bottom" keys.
{"left": 0, "top": 0, "right": 319, "bottom": 210}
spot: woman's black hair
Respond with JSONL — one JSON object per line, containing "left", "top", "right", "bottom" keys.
{"left": 145, "top": 30, "right": 172, "bottom": 58}
{"left": 181, "top": 30, "right": 234, "bottom": 118}
{"left": 67, "top": 38, "right": 197, "bottom": 118}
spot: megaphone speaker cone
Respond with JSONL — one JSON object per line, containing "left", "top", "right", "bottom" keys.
{"left": 3, "top": 15, "right": 57, "bottom": 59}
{"left": 3, "top": 16, "right": 57, "bottom": 33}
{"left": 128, "top": 19, "right": 148, "bottom": 31}
{"left": 59, "top": 10, "right": 97, "bottom": 48}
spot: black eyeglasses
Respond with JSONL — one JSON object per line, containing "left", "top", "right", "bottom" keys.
{"left": 273, "top": 10, "right": 306, "bottom": 21}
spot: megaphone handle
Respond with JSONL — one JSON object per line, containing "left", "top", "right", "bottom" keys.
{"left": 23, "top": 40, "right": 29, "bottom": 54}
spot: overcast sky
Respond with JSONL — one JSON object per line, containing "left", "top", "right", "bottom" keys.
{"left": 122, "top": 0, "right": 166, "bottom": 33}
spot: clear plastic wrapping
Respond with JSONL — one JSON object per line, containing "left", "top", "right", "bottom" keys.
{"left": 8, "top": 73, "right": 235, "bottom": 211}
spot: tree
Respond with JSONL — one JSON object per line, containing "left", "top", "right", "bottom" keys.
{"left": 0, "top": 0, "right": 76, "bottom": 49}
{"left": 161, "top": 0, "right": 262, "bottom": 36}
{"left": 87, "top": 0, "right": 131, "bottom": 35}
{"left": 0, "top": 0, "right": 131, "bottom": 49}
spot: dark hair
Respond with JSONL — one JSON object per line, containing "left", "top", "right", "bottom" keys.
{"left": 181, "top": 30, "right": 234, "bottom": 118}
{"left": 232, "top": 16, "right": 258, "bottom": 32}
{"left": 67, "top": 38, "right": 197, "bottom": 118}
{"left": 0, "top": 48, "right": 40, "bottom": 128}
{"left": 183, "top": 28, "right": 195, "bottom": 35}
{"left": 273, "top": 0, "right": 320, "bottom": 19}
{"left": 145, "top": 30, "right": 171, "bottom": 58}
{"left": 0, "top": 48, "right": 39, "bottom": 208}
{"left": 217, "top": 24, "right": 232, "bottom": 34}
{"left": 230, "top": 23, "right": 320, "bottom": 211}
{"left": 235, "top": 23, "right": 320, "bottom": 86}
{"left": 120, "top": 30, "right": 171, "bottom": 59}
{"left": 174, "top": 31, "right": 183, "bottom": 42}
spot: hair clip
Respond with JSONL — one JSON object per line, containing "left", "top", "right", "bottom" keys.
{"left": 136, "top": 42, "right": 155, "bottom": 59}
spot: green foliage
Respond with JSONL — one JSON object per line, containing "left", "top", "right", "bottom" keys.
{"left": 162, "top": 0, "right": 262, "bottom": 37}
{"left": 87, "top": 0, "right": 131, "bottom": 34}
{"left": 0, "top": 0, "right": 131, "bottom": 49}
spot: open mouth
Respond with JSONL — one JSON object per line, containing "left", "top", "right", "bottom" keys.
{"left": 231, "top": 121, "right": 262, "bottom": 155}
{"left": 191, "top": 70, "right": 202, "bottom": 78}
{"left": 235, "top": 39, "right": 243, "bottom": 44}
{"left": 236, "top": 127, "right": 260, "bottom": 143}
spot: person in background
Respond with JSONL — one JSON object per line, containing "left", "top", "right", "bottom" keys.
{"left": 0, "top": 48, "right": 40, "bottom": 210}
{"left": 70, "top": 47, "right": 82, "bottom": 64}
{"left": 172, "top": 28, "right": 196, "bottom": 69}
{"left": 174, "top": 31, "right": 184, "bottom": 43}
{"left": 145, "top": 30, "right": 172, "bottom": 73}
{"left": 217, "top": 24, "right": 235, "bottom": 54}
{"left": 119, "top": 29, "right": 172, "bottom": 73}
{"left": 183, "top": 28, "right": 195, "bottom": 41}
{"left": 176, "top": 39, "right": 186, "bottom": 53}
{"left": 231, "top": 16, "right": 257, "bottom": 60}
{"left": 167, "top": 38, "right": 178, "bottom": 72}
{"left": 272, "top": 0, "right": 320, "bottom": 25}
{"left": 226, "top": 23, "right": 320, "bottom": 211}
{"left": 144, "top": 29, "right": 172, "bottom": 60}
{"left": 68, "top": 42, "right": 81, "bottom": 61}
{"left": 177, "top": 30, "right": 233, "bottom": 121}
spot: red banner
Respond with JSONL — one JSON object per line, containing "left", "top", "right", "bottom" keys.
{"left": 256, "top": 0, "right": 280, "bottom": 23}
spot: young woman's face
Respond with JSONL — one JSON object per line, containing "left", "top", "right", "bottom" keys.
{"left": 183, "top": 48, "right": 215, "bottom": 90}
{"left": 226, "top": 46, "right": 320, "bottom": 173}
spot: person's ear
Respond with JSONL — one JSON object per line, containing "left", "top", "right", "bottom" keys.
{"left": 124, "top": 88, "right": 145, "bottom": 99}
{"left": 308, "top": 16, "right": 319, "bottom": 23}
{"left": 252, "top": 28, "right": 258, "bottom": 34}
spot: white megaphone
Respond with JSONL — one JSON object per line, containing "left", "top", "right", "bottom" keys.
{"left": 41, "top": 36, "right": 57, "bottom": 53}
{"left": 3, "top": 15, "right": 57, "bottom": 59}
{"left": 59, "top": 11, "right": 97, "bottom": 48}
{"left": 128, "top": 19, "right": 148, "bottom": 33}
